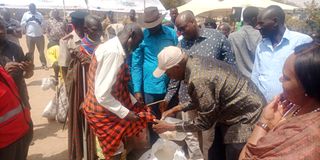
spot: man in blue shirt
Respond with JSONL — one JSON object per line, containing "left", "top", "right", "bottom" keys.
{"left": 251, "top": 5, "right": 312, "bottom": 102}
{"left": 21, "top": 3, "right": 47, "bottom": 69}
{"left": 131, "top": 6, "right": 178, "bottom": 144}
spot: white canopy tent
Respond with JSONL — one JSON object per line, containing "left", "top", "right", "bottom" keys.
{"left": 0, "top": 0, "right": 87, "bottom": 9}
{"left": 178, "top": 0, "right": 298, "bottom": 16}
{"left": 0, "top": 0, "right": 165, "bottom": 12}
{"left": 87, "top": 0, "right": 165, "bottom": 12}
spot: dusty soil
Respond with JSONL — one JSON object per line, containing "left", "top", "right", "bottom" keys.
{"left": 18, "top": 36, "right": 68, "bottom": 160}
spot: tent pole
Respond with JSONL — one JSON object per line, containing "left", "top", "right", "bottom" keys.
{"left": 63, "top": 0, "right": 66, "bottom": 19}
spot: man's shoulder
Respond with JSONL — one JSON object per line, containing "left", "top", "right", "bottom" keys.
{"left": 61, "top": 31, "right": 81, "bottom": 42}
{"left": 201, "top": 28, "right": 224, "bottom": 39}
{"left": 36, "top": 11, "right": 43, "bottom": 16}
{"left": 229, "top": 27, "right": 246, "bottom": 37}
{"left": 162, "top": 25, "right": 177, "bottom": 36}
{"left": 5, "top": 40, "right": 22, "bottom": 50}
{"left": 22, "top": 11, "right": 30, "bottom": 16}
{"left": 96, "top": 37, "right": 119, "bottom": 53}
{"left": 287, "top": 30, "right": 312, "bottom": 42}
{"left": 3, "top": 40, "right": 23, "bottom": 57}
{"left": 202, "top": 28, "right": 219, "bottom": 34}
{"left": 229, "top": 26, "right": 260, "bottom": 40}
{"left": 61, "top": 33, "right": 74, "bottom": 41}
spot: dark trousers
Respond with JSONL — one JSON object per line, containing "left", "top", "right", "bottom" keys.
{"left": 209, "top": 126, "right": 245, "bottom": 160}
{"left": 144, "top": 93, "right": 166, "bottom": 145}
{"left": 0, "top": 124, "right": 33, "bottom": 160}
{"left": 26, "top": 35, "right": 47, "bottom": 66}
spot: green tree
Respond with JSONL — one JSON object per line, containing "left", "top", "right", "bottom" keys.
{"left": 159, "top": 0, "right": 191, "bottom": 10}
{"left": 304, "top": 0, "right": 320, "bottom": 38}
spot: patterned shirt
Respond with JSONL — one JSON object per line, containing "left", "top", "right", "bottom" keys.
{"left": 164, "top": 28, "right": 235, "bottom": 105}
{"left": 46, "top": 17, "right": 66, "bottom": 42}
{"left": 175, "top": 56, "right": 265, "bottom": 144}
{"left": 179, "top": 28, "right": 235, "bottom": 64}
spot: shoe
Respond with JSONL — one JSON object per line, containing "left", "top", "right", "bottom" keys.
{"left": 41, "top": 65, "right": 49, "bottom": 70}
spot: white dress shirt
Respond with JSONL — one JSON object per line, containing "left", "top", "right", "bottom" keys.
{"left": 21, "top": 11, "right": 44, "bottom": 37}
{"left": 94, "top": 37, "right": 137, "bottom": 118}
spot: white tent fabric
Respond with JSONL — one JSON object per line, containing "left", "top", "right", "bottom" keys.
{"left": 178, "top": 0, "right": 298, "bottom": 16}
{"left": 88, "top": 0, "right": 165, "bottom": 12}
{"left": 0, "top": 0, "right": 87, "bottom": 9}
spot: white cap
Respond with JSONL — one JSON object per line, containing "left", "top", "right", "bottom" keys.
{"left": 153, "top": 46, "right": 185, "bottom": 78}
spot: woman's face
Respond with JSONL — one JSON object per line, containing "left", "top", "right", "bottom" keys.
{"left": 280, "top": 54, "right": 306, "bottom": 105}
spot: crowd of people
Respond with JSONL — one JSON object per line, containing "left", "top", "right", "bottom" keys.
{"left": 0, "top": 2, "right": 319, "bottom": 160}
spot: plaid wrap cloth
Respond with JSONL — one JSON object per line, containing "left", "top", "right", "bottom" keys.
{"left": 82, "top": 55, "right": 155, "bottom": 159}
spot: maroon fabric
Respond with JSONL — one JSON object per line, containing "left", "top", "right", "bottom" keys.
{"left": 66, "top": 48, "right": 96, "bottom": 160}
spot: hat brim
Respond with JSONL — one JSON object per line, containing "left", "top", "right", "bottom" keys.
{"left": 153, "top": 67, "right": 166, "bottom": 78}
{"left": 139, "top": 13, "right": 167, "bottom": 29}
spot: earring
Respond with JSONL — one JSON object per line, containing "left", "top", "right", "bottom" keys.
{"left": 305, "top": 93, "right": 308, "bottom": 97}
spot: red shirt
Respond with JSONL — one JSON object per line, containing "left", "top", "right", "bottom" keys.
{"left": 0, "top": 67, "right": 31, "bottom": 148}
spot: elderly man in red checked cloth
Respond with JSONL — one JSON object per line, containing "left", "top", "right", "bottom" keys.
{"left": 82, "top": 23, "right": 154, "bottom": 159}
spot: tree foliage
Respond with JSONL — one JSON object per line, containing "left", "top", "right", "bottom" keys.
{"left": 159, "top": 0, "right": 191, "bottom": 10}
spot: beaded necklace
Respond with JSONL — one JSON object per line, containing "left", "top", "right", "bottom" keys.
{"left": 292, "top": 107, "right": 320, "bottom": 117}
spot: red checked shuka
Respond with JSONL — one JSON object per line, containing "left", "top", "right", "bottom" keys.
{"left": 82, "top": 55, "right": 155, "bottom": 159}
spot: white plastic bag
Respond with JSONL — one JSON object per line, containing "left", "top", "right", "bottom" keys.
{"left": 57, "top": 84, "right": 69, "bottom": 123}
{"left": 139, "top": 139, "right": 187, "bottom": 160}
{"left": 41, "top": 77, "right": 56, "bottom": 91}
{"left": 42, "top": 99, "right": 58, "bottom": 120}
{"left": 42, "top": 83, "right": 69, "bottom": 123}
{"left": 56, "top": 84, "right": 69, "bottom": 123}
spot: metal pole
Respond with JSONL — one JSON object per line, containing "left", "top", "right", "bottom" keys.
{"left": 82, "top": 65, "right": 88, "bottom": 160}
{"left": 63, "top": 0, "right": 66, "bottom": 19}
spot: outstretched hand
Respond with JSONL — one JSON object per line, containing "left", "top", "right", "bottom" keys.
{"left": 152, "top": 119, "right": 175, "bottom": 134}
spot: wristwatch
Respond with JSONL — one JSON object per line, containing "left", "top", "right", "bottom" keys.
{"left": 256, "top": 121, "right": 271, "bottom": 132}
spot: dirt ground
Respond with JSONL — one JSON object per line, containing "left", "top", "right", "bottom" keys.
{"left": 17, "top": 36, "right": 68, "bottom": 160}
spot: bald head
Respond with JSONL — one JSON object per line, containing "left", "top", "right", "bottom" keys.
{"left": 256, "top": 5, "right": 286, "bottom": 40}
{"left": 85, "top": 15, "right": 100, "bottom": 27}
{"left": 29, "top": 3, "right": 36, "bottom": 14}
{"left": 176, "top": 10, "right": 195, "bottom": 24}
{"left": 84, "top": 15, "right": 103, "bottom": 41}
{"left": 261, "top": 5, "right": 285, "bottom": 25}
{"left": 118, "top": 23, "right": 143, "bottom": 54}
{"left": 175, "top": 10, "right": 199, "bottom": 40}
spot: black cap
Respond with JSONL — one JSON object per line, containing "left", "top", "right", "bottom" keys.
{"left": 70, "top": 11, "right": 89, "bottom": 25}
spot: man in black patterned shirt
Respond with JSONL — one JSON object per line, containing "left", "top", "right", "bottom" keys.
{"left": 160, "top": 10, "right": 236, "bottom": 159}
{"left": 153, "top": 46, "right": 265, "bottom": 160}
